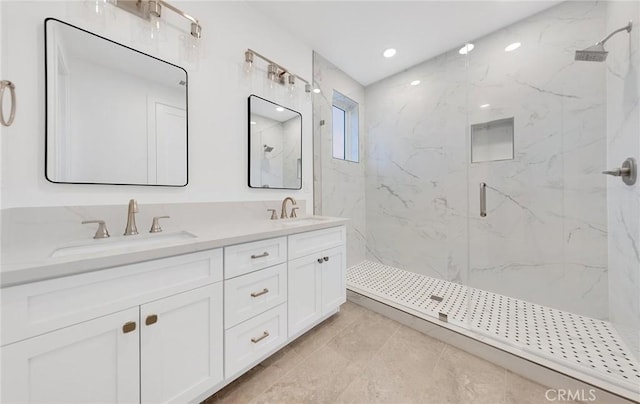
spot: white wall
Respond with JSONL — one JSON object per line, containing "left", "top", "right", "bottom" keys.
{"left": 0, "top": 1, "right": 313, "bottom": 210}
{"left": 606, "top": 1, "right": 640, "bottom": 361}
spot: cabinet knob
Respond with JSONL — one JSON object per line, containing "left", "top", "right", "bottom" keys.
{"left": 323, "top": 256, "right": 329, "bottom": 262}
{"left": 122, "top": 321, "right": 136, "bottom": 334}
{"left": 145, "top": 314, "right": 158, "bottom": 326}
{"left": 317, "top": 258, "right": 323, "bottom": 264}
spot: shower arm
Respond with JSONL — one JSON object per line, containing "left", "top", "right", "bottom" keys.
{"left": 596, "top": 21, "right": 632, "bottom": 46}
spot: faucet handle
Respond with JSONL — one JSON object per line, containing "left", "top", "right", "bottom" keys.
{"left": 267, "top": 209, "right": 278, "bottom": 220}
{"left": 290, "top": 207, "right": 299, "bottom": 218}
{"left": 82, "top": 220, "right": 110, "bottom": 239}
{"left": 149, "top": 216, "right": 170, "bottom": 233}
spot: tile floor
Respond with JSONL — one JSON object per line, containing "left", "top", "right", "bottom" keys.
{"left": 204, "top": 301, "right": 582, "bottom": 404}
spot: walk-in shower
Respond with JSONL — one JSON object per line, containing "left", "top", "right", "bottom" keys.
{"left": 314, "top": 1, "right": 639, "bottom": 402}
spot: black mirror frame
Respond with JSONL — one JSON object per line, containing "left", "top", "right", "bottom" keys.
{"left": 247, "top": 94, "right": 303, "bottom": 190}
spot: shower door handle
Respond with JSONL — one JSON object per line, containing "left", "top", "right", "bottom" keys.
{"left": 480, "top": 182, "right": 487, "bottom": 217}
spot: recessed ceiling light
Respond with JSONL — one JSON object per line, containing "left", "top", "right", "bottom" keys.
{"left": 250, "top": 121, "right": 257, "bottom": 125}
{"left": 480, "top": 103, "right": 491, "bottom": 109}
{"left": 410, "top": 80, "right": 421, "bottom": 86}
{"left": 276, "top": 107, "right": 284, "bottom": 112}
{"left": 383, "top": 48, "right": 397, "bottom": 58}
{"left": 313, "top": 88, "right": 321, "bottom": 94}
{"left": 459, "top": 43, "right": 474, "bottom": 55}
{"left": 505, "top": 42, "right": 521, "bottom": 52}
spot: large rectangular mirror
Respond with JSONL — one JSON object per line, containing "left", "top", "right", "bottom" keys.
{"left": 248, "top": 95, "right": 302, "bottom": 189}
{"left": 45, "top": 18, "right": 188, "bottom": 186}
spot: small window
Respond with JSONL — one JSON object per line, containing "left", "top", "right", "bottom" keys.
{"left": 332, "top": 90, "right": 359, "bottom": 162}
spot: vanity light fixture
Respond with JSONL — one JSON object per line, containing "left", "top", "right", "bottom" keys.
{"left": 244, "top": 51, "right": 254, "bottom": 73}
{"left": 115, "top": 0, "right": 202, "bottom": 39}
{"left": 243, "top": 48, "right": 312, "bottom": 94}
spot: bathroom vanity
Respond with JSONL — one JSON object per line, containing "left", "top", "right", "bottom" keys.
{"left": 0, "top": 217, "right": 347, "bottom": 404}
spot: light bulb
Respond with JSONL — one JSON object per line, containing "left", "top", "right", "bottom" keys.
{"left": 150, "top": 13, "right": 161, "bottom": 40}
{"left": 288, "top": 75, "right": 296, "bottom": 99}
{"left": 244, "top": 51, "right": 254, "bottom": 74}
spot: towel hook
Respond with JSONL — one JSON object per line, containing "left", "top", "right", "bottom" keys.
{"left": 0, "top": 80, "right": 16, "bottom": 127}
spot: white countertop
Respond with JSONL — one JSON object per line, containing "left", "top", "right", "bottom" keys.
{"left": 1, "top": 216, "right": 348, "bottom": 288}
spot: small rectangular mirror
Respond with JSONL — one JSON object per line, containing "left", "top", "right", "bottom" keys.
{"left": 248, "top": 95, "right": 302, "bottom": 189}
{"left": 45, "top": 18, "right": 188, "bottom": 186}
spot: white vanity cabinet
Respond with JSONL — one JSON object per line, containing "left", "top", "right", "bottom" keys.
{"left": 1, "top": 223, "right": 347, "bottom": 404}
{"left": 2, "top": 307, "right": 141, "bottom": 404}
{"left": 223, "top": 237, "right": 289, "bottom": 378}
{"left": 1, "top": 250, "right": 224, "bottom": 404}
{"left": 140, "top": 283, "right": 223, "bottom": 404}
{"left": 288, "top": 227, "right": 347, "bottom": 337}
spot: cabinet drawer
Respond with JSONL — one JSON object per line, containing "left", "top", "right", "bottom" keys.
{"left": 224, "top": 263, "right": 287, "bottom": 329}
{"left": 288, "top": 226, "right": 346, "bottom": 260}
{"left": 2, "top": 249, "right": 223, "bottom": 346}
{"left": 224, "top": 303, "right": 287, "bottom": 378}
{"left": 224, "top": 237, "right": 287, "bottom": 279}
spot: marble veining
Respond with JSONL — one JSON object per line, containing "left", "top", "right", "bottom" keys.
{"left": 364, "top": 1, "right": 609, "bottom": 320}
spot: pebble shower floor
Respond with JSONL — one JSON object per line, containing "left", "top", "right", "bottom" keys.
{"left": 347, "top": 261, "right": 640, "bottom": 395}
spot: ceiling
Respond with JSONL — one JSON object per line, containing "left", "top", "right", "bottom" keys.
{"left": 248, "top": 1, "right": 560, "bottom": 86}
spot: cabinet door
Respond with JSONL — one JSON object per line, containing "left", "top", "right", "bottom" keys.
{"left": 140, "top": 283, "right": 223, "bottom": 404}
{"left": 321, "top": 245, "right": 347, "bottom": 315}
{"left": 288, "top": 254, "right": 322, "bottom": 336}
{"left": 1, "top": 307, "right": 140, "bottom": 404}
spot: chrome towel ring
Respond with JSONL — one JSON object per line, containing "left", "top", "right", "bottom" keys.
{"left": 0, "top": 80, "right": 16, "bottom": 127}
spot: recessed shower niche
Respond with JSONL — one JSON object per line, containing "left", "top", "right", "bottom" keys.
{"left": 470, "top": 117, "right": 514, "bottom": 163}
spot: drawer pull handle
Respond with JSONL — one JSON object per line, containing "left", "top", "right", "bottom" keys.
{"left": 251, "top": 252, "right": 269, "bottom": 259}
{"left": 317, "top": 258, "right": 323, "bottom": 264}
{"left": 145, "top": 314, "right": 158, "bottom": 326}
{"left": 251, "top": 331, "right": 270, "bottom": 343}
{"left": 122, "top": 321, "right": 136, "bottom": 334}
{"left": 251, "top": 288, "right": 269, "bottom": 297}
{"left": 323, "top": 256, "right": 329, "bottom": 262}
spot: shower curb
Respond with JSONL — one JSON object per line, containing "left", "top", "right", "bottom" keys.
{"left": 347, "top": 289, "right": 639, "bottom": 404}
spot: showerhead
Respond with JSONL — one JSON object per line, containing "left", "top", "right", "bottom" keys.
{"left": 263, "top": 144, "right": 274, "bottom": 152}
{"left": 575, "top": 21, "right": 632, "bottom": 62}
{"left": 575, "top": 44, "right": 608, "bottom": 62}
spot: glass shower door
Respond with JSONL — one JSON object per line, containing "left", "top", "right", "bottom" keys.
{"left": 465, "top": 0, "right": 640, "bottom": 396}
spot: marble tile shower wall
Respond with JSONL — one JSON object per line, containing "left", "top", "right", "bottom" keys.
{"left": 365, "top": 1, "right": 609, "bottom": 319}
{"left": 313, "top": 53, "right": 367, "bottom": 267}
{"left": 606, "top": 1, "right": 640, "bottom": 361}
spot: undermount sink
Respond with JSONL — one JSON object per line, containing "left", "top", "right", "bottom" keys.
{"left": 278, "top": 216, "right": 332, "bottom": 226}
{"left": 50, "top": 231, "right": 198, "bottom": 258}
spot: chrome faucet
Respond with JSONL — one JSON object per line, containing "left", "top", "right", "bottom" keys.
{"left": 280, "top": 197, "right": 297, "bottom": 219}
{"left": 124, "top": 199, "right": 139, "bottom": 236}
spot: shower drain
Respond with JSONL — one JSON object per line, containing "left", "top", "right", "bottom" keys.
{"left": 347, "top": 261, "right": 640, "bottom": 391}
